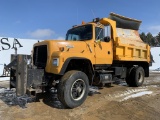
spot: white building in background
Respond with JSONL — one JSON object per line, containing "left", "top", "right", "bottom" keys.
{"left": 150, "top": 47, "right": 160, "bottom": 70}
{"left": 0, "top": 37, "right": 40, "bottom": 81}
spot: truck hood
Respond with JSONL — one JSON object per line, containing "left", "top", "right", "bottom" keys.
{"left": 56, "top": 40, "right": 88, "bottom": 53}
{"left": 34, "top": 40, "right": 91, "bottom": 54}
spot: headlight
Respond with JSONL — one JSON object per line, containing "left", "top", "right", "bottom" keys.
{"left": 52, "top": 58, "right": 59, "bottom": 66}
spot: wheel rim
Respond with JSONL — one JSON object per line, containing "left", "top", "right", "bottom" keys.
{"left": 138, "top": 71, "right": 143, "bottom": 83}
{"left": 71, "top": 79, "right": 86, "bottom": 101}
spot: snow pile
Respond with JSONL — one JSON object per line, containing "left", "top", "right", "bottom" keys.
{"left": 150, "top": 47, "right": 160, "bottom": 70}
{"left": 122, "top": 91, "right": 152, "bottom": 101}
{"left": 103, "top": 87, "right": 154, "bottom": 102}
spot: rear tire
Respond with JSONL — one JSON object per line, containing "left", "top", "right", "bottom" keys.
{"left": 127, "top": 67, "right": 145, "bottom": 87}
{"left": 125, "top": 67, "right": 134, "bottom": 86}
{"left": 57, "top": 70, "right": 89, "bottom": 108}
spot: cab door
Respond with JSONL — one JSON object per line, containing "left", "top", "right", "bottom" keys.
{"left": 94, "top": 26, "right": 113, "bottom": 65}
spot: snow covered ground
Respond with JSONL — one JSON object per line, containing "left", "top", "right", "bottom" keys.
{"left": 150, "top": 47, "right": 160, "bottom": 70}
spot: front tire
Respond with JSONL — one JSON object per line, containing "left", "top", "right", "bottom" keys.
{"left": 57, "top": 70, "right": 89, "bottom": 108}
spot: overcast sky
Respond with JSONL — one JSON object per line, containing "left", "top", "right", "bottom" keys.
{"left": 0, "top": 0, "right": 160, "bottom": 40}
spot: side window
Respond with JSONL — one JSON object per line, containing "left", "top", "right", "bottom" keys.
{"left": 104, "top": 25, "right": 111, "bottom": 38}
{"left": 95, "top": 27, "right": 104, "bottom": 40}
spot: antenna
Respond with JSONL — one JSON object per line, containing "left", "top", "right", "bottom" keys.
{"left": 77, "top": 8, "right": 79, "bottom": 25}
{"left": 91, "top": 9, "right": 96, "bottom": 18}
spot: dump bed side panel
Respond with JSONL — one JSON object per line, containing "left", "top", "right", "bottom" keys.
{"left": 113, "top": 28, "right": 150, "bottom": 62}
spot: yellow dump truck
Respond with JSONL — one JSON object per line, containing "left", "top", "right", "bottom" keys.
{"left": 5, "top": 13, "right": 150, "bottom": 108}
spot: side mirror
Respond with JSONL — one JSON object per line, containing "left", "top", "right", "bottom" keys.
{"left": 104, "top": 36, "right": 111, "bottom": 42}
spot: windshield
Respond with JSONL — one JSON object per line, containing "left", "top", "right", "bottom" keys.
{"left": 66, "top": 25, "right": 92, "bottom": 41}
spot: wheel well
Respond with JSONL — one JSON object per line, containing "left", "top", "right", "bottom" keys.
{"left": 65, "top": 59, "right": 93, "bottom": 82}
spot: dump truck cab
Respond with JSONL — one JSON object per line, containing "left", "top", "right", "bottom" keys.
{"left": 33, "top": 23, "right": 112, "bottom": 74}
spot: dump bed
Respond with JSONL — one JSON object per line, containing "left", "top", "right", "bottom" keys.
{"left": 109, "top": 13, "right": 150, "bottom": 63}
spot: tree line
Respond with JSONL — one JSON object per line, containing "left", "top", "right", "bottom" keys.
{"left": 140, "top": 32, "right": 160, "bottom": 47}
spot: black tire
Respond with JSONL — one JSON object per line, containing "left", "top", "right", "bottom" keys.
{"left": 125, "top": 67, "right": 134, "bottom": 86}
{"left": 57, "top": 70, "right": 89, "bottom": 108}
{"left": 129, "top": 67, "right": 145, "bottom": 87}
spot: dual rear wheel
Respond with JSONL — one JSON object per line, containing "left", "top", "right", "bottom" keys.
{"left": 126, "top": 66, "right": 145, "bottom": 87}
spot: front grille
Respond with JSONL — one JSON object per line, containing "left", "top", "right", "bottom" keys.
{"left": 33, "top": 45, "right": 47, "bottom": 68}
